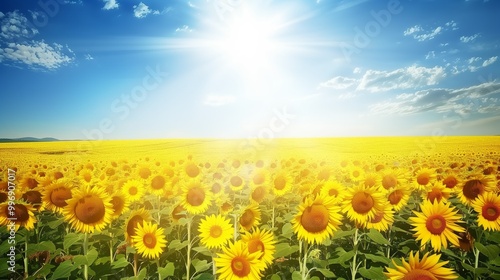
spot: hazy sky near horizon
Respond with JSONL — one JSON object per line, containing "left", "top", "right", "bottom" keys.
{"left": 0, "top": 0, "right": 499, "bottom": 140}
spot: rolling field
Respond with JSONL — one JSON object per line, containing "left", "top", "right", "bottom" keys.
{"left": 1, "top": 136, "right": 500, "bottom": 280}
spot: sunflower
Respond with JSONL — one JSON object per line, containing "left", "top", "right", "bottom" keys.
{"left": 409, "top": 200, "right": 464, "bottom": 252}
{"left": 77, "top": 168, "right": 95, "bottom": 185}
{"left": 241, "top": 227, "right": 276, "bottom": 267}
{"left": 348, "top": 166, "right": 365, "bottom": 182}
{"left": 228, "top": 173, "right": 245, "bottom": 192}
{"left": 271, "top": 171, "right": 293, "bottom": 197}
{"left": 149, "top": 174, "right": 168, "bottom": 196}
{"left": 379, "top": 168, "right": 407, "bottom": 190}
{"left": 125, "top": 208, "right": 152, "bottom": 243}
{"left": 122, "top": 179, "right": 145, "bottom": 203}
{"left": 131, "top": 221, "right": 167, "bottom": 259}
{"left": 215, "top": 240, "right": 266, "bottom": 280}
{"left": 198, "top": 214, "right": 233, "bottom": 249}
{"left": 471, "top": 191, "right": 500, "bottom": 231}
{"left": 319, "top": 180, "right": 345, "bottom": 204}
{"left": 42, "top": 179, "right": 74, "bottom": 214}
{"left": 184, "top": 160, "right": 201, "bottom": 179}
{"left": 249, "top": 183, "right": 268, "bottom": 204}
{"left": 21, "top": 188, "right": 44, "bottom": 211}
{"left": 457, "top": 174, "right": 493, "bottom": 206}
{"left": 423, "top": 182, "right": 451, "bottom": 203}
{"left": 364, "top": 202, "right": 394, "bottom": 232}
{"left": 342, "top": 184, "right": 385, "bottom": 224}
{"left": 249, "top": 168, "right": 270, "bottom": 186}
{"left": 384, "top": 251, "right": 458, "bottom": 280}
{"left": 239, "top": 203, "right": 261, "bottom": 232}
{"left": 441, "top": 171, "right": 461, "bottom": 190}
{"left": 180, "top": 179, "right": 212, "bottom": 215}
{"left": 0, "top": 201, "right": 36, "bottom": 231}
{"left": 19, "top": 175, "right": 39, "bottom": 190}
{"left": 63, "top": 185, "right": 113, "bottom": 233}
{"left": 362, "top": 172, "right": 381, "bottom": 188}
{"left": 412, "top": 167, "right": 437, "bottom": 192}
{"left": 292, "top": 194, "right": 342, "bottom": 245}
{"left": 109, "top": 191, "right": 130, "bottom": 219}
{"left": 386, "top": 185, "right": 411, "bottom": 212}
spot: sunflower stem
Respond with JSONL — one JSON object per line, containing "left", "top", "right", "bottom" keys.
{"left": 474, "top": 246, "right": 480, "bottom": 280}
{"left": 301, "top": 241, "right": 309, "bottom": 280}
{"left": 156, "top": 259, "right": 161, "bottom": 280}
{"left": 186, "top": 217, "right": 192, "bottom": 280}
{"left": 109, "top": 232, "right": 114, "bottom": 264}
{"left": 271, "top": 205, "right": 275, "bottom": 230}
{"left": 24, "top": 230, "right": 29, "bottom": 279}
{"left": 212, "top": 254, "right": 217, "bottom": 279}
{"left": 233, "top": 214, "right": 239, "bottom": 241}
{"left": 83, "top": 232, "right": 88, "bottom": 280}
{"left": 351, "top": 228, "right": 359, "bottom": 280}
{"left": 133, "top": 253, "right": 138, "bottom": 276}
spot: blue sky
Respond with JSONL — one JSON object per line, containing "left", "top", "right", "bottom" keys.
{"left": 0, "top": 0, "right": 499, "bottom": 140}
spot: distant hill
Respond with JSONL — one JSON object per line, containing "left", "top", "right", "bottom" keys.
{"left": 0, "top": 137, "right": 60, "bottom": 143}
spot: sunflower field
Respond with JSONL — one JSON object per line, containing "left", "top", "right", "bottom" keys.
{"left": 1, "top": 136, "right": 500, "bottom": 280}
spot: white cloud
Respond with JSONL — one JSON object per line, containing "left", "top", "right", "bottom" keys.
{"left": 175, "top": 25, "right": 193, "bottom": 33}
{"left": 460, "top": 33, "right": 480, "bottom": 43}
{"left": 102, "top": 0, "right": 119, "bottom": 10}
{"left": 319, "top": 76, "right": 357, "bottom": 90}
{"left": 425, "top": 51, "right": 436, "bottom": 60}
{"left": 369, "top": 82, "right": 500, "bottom": 116}
{"left": 133, "top": 2, "right": 159, "bottom": 18}
{"left": 204, "top": 95, "right": 236, "bottom": 106}
{"left": 404, "top": 21, "right": 457, "bottom": 42}
{"left": 357, "top": 65, "right": 446, "bottom": 92}
{"left": 0, "top": 40, "right": 74, "bottom": 70}
{"left": 482, "top": 56, "right": 498, "bottom": 67}
{"left": 0, "top": 11, "right": 39, "bottom": 39}
{"left": 84, "top": 54, "right": 94, "bottom": 60}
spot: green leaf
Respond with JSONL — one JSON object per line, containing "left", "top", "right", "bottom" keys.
{"left": 27, "top": 240, "right": 56, "bottom": 256}
{"left": 367, "top": 229, "right": 389, "bottom": 245}
{"left": 47, "top": 218, "right": 64, "bottom": 229}
{"left": 111, "top": 256, "right": 130, "bottom": 269}
{"left": 358, "top": 267, "right": 385, "bottom": 279}
{"left": 63, "top": 232, "right": 82, "bottom": 250}
{"left": 158, "top": 262, "right": 175, "bottom": 279}
{"left": 281, "top": 222, "right": 294, "bottom": 239}
{"left": 168, "top": 239, "right": 188, "bottom": 250}
{"left": 51, "top": 260, "right": 77, "bottom": 279}
{"left": 193, "top": 272, "right": 214, "bottom": 280}
{"left": 192, "top": 259, "right": 211, "bottom": 273}
{"left": 72, "top": 255, "right": 87, "bottom": 267}
{"left": 330, "top": 250, "right": 355, "bottom": 264}
{"left": 462, "top": 262, "right": 475, "bottom": 273}
{"left": 274, "top": 243, "right": 299, "bottom": 258}
{"left": 292, "top": 271, "right": 302, "bottom": 280}
{"left": 270, "top": 274, "right": 281, "bottom": 280}
{"left": 91, "top": 234, "right": 113, "bottom": 242}
{"left": 193, "top": 246, "right": 213, "bottom": 257}
{"left": 86, "top": 248, "right": 98, "bottom": 266}
{"left": 364, "top": 253, "right": 389, "bottom": 265}
{"left": 475, "top": 242, "right": 500, "bottom": 260}
{"left": 316, "top": 268, "right": 335, "bottom": 278}
{"left": 332, "top": 229, "right": 356, "bottom": 240}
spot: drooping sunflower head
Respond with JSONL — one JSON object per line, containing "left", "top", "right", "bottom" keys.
{"left": 384, "top": 251, "right": 458, "bottom": 280}
{"left": 409, "top": 200, "right": 465, "bottom": 252}
{"left": 132, "top": 221, "right": 167, "bottom": 259}
{"left": 125, "top": 208, "right": 151, "bottom": 244}
{"left": 239, "top": 203, "right": 262, "bottom": 232}
{"left": 471, "top": 191, "right": 500, "bottom": 231}
{"left": 198, "top": 214, "right": 233, "bottom": 249}
{"left": 293, "top": 194, "right": 342, "bottom": 245}
{"left": 215, "top": 240, "right": 266, "bottom": 280}
{"left": 458, "top": 174, "right": 493, "bottom": 206}
{"left": 342, "top": 184, "right": 385, "bottom": 224}
{"left": 63, "top": 185, "right": 113, "bottom": 233}
{"left": 241, "top": 227, "right": 276, "bottom": 267}
{"left": 42, "top": 178, "right": 74, "bottom": 214}
{"left": 180, "top": 179, "right": 212, "bottom": 215}
{"left": 0, "top": 200, "right": 36, "bottom": 231}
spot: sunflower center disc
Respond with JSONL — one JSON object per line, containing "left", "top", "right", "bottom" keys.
{"left": 483, "top": 204, "right": 500, "bottom": 221}
{"left": 426, "top": 215, "right": 446, "bottom": 235}
{"left": 253, "top": 173, "right": 265, "bottom": 185}
{"left": 74, "top": 195, "right": 106, "bottom": 224}
{"left": 417, "top": 174, "right": 430, "bottom": 185}
{"left": 382, "top": 175, "right": 397, "bottom": 189}
{"left": 127, "top": 216, "right": 144, "bottom": 237}
{"left": 210, "top": 225, "right": 223, "bottom": 238}
{"left": 274, "top": 176, "right": 286, "bottom": 190}
{"left": 231, "top": 256, "right": 251, "bottom": 277}
{"left": 143, "top": 233, "right": 157, "bottom": 248}
{"left": 248, "top": 239, "right": 265, "bottom": 256}
{"left": 388, "top": 190, "right": 404, "bottom": 205}
{"left": 151, "top": 176, "right": 165, "bottom": 190}
{"left": 185, "top": 163, "right": 200, "bottom": 178}
{"left": 300, "top": 204, "right": 329, "bottom": 233}
{"left": 328, "top": 189, "right": 338, "bottom": 197}
{"left": 23, "top": 191, "right": 42, "bottom": 207}
{"left": 370, "top": 211, "right": 384, "bottom": 223}
{"left": 111, "top": 196, "right": 125, "bottom": 214}
{"left": 51, "top": 187, "right": 72, "bottom": 207}
{"left": 402, "top": 268, "right": 435, "bottom": 280}
{"left": 463, "top": 180, "right": 483, "bottom": 200}
{"left": 231, "top": 176, "right": 243, "bottom": 187}
{"left": 252, "top": 187, "right": 265, "bottom": 202}
{"left": 7, "top": 204, "right": 29, "bottom": 222}
{"left": 352, "top": 192, "right": 375, "bottom": 214}
{"left": 443, "top": 176, "right": 457, "bottom": 188}
{"left": 240, "top": 210, "right": 255, "bottom": 228}
{"left": 187, "top": 187, "right": 205, "bottom": 206}
{"left": 129, "top": 187, "right": 138, "bottom": 196}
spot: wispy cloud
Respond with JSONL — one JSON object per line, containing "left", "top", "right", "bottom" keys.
{"left": 102, "top": 0, "right": 119, "bottom": 10}
{"left": 175, "top": 25, "right": 193, "bottom": 33}
{"left": 0, "top": 40, "right": 74, "bottom": 70}
{"left": 133, "top": 2, "right": 159, "bottom": 18}
{"left": 204, "top": 95, "right": 236, "bottom": 106}
{"left": 0, "top": 11, "right": 39, "bottom": 39}
{"left": 403, "top": 21, "right": 458, "bottom": 41}
{"left": 451, "top": 56, "right": 498, "bottom": 74}
{"left": 460, "top": 33, "right": 480, "bottom": 43}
